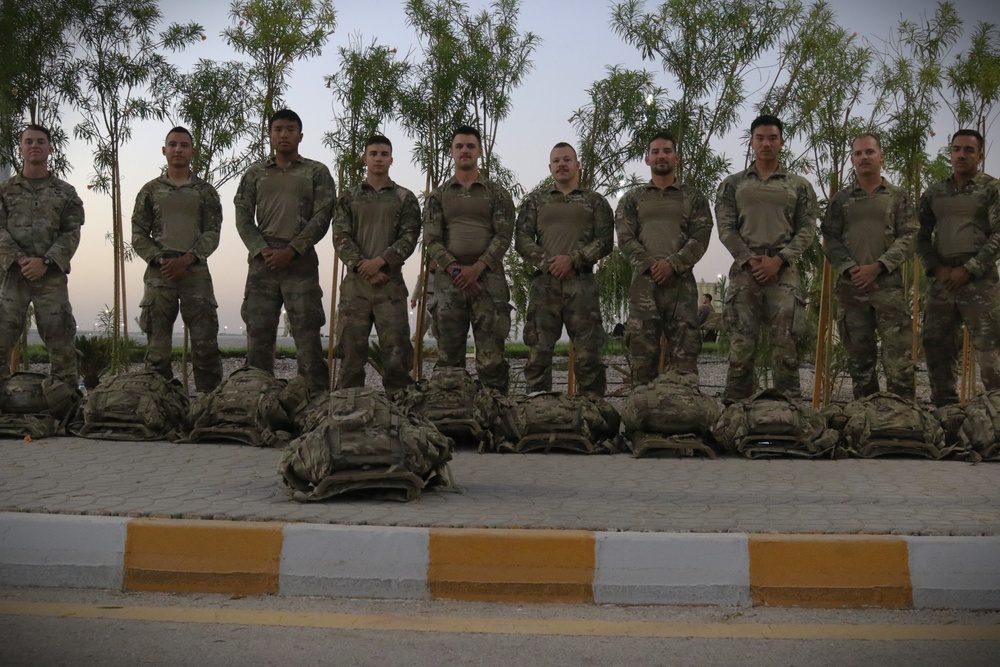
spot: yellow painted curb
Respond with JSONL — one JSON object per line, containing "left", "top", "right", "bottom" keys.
{"left": 428, "top": 528, "right": 595, "bottom": 603}
{"left": 125, "top": 519, "right": 283, "bottom": 595}
{"left": 749, "top": 534, "right": 912, "bottom": 608}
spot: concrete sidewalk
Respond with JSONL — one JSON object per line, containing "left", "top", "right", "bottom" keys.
{"left": 1, "top": 438, "right": 998, "bottom": 609}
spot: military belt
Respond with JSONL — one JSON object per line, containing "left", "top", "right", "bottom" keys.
{"left": 748, "top": 247, "right": 781, "bottom": 257}
{"left": 940, "top": 254, "right": 976, "bottom": 268}
{"left": 452, "top": 254, "right": 482, "bottom": 265}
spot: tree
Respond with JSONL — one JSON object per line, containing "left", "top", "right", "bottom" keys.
{"left": 946, "top": 20, "right": 1000, "bottom": 149}
{"left": 223, "top": 0, "right": 337, "bottom": 159}
{"left": 71, "top": 0, "right": 203, "bottom": 348}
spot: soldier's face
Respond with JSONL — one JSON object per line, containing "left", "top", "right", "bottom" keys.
{"left": 270, "top": 119, "right": 303, "bottom": 156}
{"left": 549, "top": 146, "right": 579, "bottom": 185}
{"left": 18, "top": 129, "right": 52, "bottom": 167}
{"left": 750, "top": 125, "right": 783, "bottom": 163}
{"left": 162, "top": 132, "right": 194, "bottom": 170}
{"left": 850, "top": 136, "right": 882, "bottom": 177}
{"left": 364, "top": 143, "right": 393, "bottom": 176}
{"left": 645, "top": 138, "right": 678, "bottom": 176}
{"left": 950, "top": 135, "right": 982, "bottom": 179}
{"left": 451, "top": 134, "right": 482, "bottom": 171}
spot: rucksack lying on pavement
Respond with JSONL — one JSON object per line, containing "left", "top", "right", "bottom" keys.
{"left": 396, "top": 367, "right": 505, "bottom": 450}
{"left": 0, "top": 371, "right": 80, "bottom": 439}
{"left": 279, "top": 386, "right": 454, "bottom": 502}
{"left": 498, "top": 391, "right": 621, "bottom": 454}
{"left": 711, "top": 388, "right": 838, "bottom": 459}
{"left": 954, "top": 390, "right": 1000, "bottom": 461}
{"left": 620, "top": 371, "right": 721, "bottom": 458}
{"left": 69, "top": 370, "right": 189, "bottom": 441}
{"left": 184, "top": 366, "right": 296, "bottom": 447}
{"left": 833, "top": 391, "right": 958, "bottom": 459}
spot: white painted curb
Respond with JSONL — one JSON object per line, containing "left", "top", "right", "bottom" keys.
{"left": 907, "top": 535, "right": 1000, "bottom": 610}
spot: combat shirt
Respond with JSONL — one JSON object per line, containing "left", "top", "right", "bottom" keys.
{"left": 131, "top": 174, "right": 222, "bottom": 264}
{"left": 616, "top": 181, "right": 713, "bottom": 275}
{"left": 822, "top": 178, "right": 916, "bottom": 276}
{"left": 234, "top": 155, "right": 336, "bottom": 258}
{"left": 515, "top": 186, "right": 613, "bottom": 271}
{"left": 0, "top": 172, "right": 83, "bottom": 273}
{"left": 331, "top": 179, "right": 421, "bottom": 276}
{"left": 424, "top": 174, "right": 514, "bottom": 271}
{"left": 916, "top": 172, "right": 1000, "bottom": 278}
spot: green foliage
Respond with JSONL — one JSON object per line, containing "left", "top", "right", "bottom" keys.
{"left": 946, "top": 20, "right": 1000, "bottom": 140}
{"left": 595, "top": 247, "right": 633, "bottom": 328}
{"left": 75, "top": 335, "right": 110, "bottom": 388}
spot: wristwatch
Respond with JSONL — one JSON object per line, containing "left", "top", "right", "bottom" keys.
{"left": 42, "top": 257, "right": 52, "bottom": 266}
{"left": 450, "top": 267, "right": 461, "bottom": 278}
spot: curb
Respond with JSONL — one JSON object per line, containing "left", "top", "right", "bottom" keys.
{"left": 2, "top": 512, "right": 998, "bottom": 609}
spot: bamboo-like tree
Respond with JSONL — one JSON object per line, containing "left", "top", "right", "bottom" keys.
{"left": 946, "top": 21, "right": 1000, "bottom": 144}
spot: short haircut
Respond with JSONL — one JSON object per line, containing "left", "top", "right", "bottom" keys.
{"left": 551, "top": 141, "right": 577, "bottom": 158}
{"left": 852, "top": 132, "right": 882, "bottom": 151}
{"left": 703, "top": 293, "right": 713, "bottom": 300}
{"left": 647, "top": 131, "right": 677, "bottom": 153}
{"left": 166, "top": 126, "right": 193, "bottom": 142}
{"left": 952, "top": 129, "right": 984, "bottom": 151}
{"left": 21, "top": 123, "right": 52, "bottom": 142}
{"left": 365, "top": 134, "right": 392, "bottom": 151}
{"left": 269, "top": 109, "right": 302, "bottom": 132}
{"left": 750, "top": 114, "right": 783, "bottom": 137}
{"left": 451, "top": 125, "right": 481, "bottom": 145}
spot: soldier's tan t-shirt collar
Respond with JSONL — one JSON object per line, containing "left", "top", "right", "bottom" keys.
{"left": 746, "top": 160, "right": 790, "bottom": 179}
{"left": 443, "top": 173, "right": 488, "bottom": 190}
{"left": 263, "top": 155, "right": 304, "bottom": 168}
{"left": 360, "top": 179, "right": 397, "bottom": 193}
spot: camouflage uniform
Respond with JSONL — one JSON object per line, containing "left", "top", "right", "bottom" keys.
{"left": 131, "top": 174, "right": 223, "bottom": 392}
{"left": 716, "top": 162, "right": 818, "bottom": 402}
{"left": 0, "top": 173, "right": 83, "bottom": 384}
{"left": 616, "top": 181, "right": 713, "bottom": 385}
{"left": 331, "top": 180, "right": 420, "bottom": 397}
{"left": 234, "top": 156, "right": 336, "bottom": 392}
{"left": 822, "top": 179, "right": 916, "bottom": 399}
{"left": 424, "top": 175, "right": 514, "bottom": 394}
{"left": 916, "top": 172, "right": 1000, "bottom": 406}
{"left": 516, "top": 186, "right": 614, "bottom": 396}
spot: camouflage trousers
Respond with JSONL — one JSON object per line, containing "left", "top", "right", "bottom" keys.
{"left": 922, "top": 273, "right": 1000, "bottom": 406}
{"left": 335, "top": 273, "right": 414, "bottom": 397}
{"left": 0, "top": 268, "right": 78, "bottom": 384}
{"left": 433, "top": 268, "right": 511, "bottom": 394}
{"left": 523, "top": 272, "right": 606, "bottom": 396}
{"left": 625, "top": 270, "right": 700, "bottom": 386}
{"left": 139, "top": 262, "right": 222, "bottom": 392}
{"left": 835, "top": 277, "right": 915, "bottom": 400}
{"left": 723, "top": 261, "right": 804, "bottom": 402}
{"left": 242, "top": 249, "right": 329, "bottom": 392}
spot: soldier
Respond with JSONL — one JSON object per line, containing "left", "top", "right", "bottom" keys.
{"left": 716, "top": 114, "right": 818, "bottom": 403}
{"left": 0, "top": 124, "right": 83, "bottom": 385}
{"left": 332, "top": 135, "right": 420, "bottom": 397}
{"left": 698, "top": 294, "right": 715, "bottom": 327}
{"left": 234, "top": 109, "right": 336, "bottom": 392}
{"left": 131, "top": 126, "right": 223, "bottom": 392}
{"left": 916, "top": 129, "right": 1000, "bottom": 407}
{"left": 821, "top": 133, "right": 916, "bottom": 400}
{"left": 616, "top": 132, "right": 713, "bottom": 386}
{"left": 424, "top": 125, "right": 515, "bottom": 394}
{"left": 516, "top": 142, "right": 613, "bottom": 396}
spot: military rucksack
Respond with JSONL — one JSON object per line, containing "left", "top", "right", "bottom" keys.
{"left": 711, "top": 389, "right": 839, "bottom": 458}
{"left": 279, "top": 387, "right": 454, "bottom": 502}
{"left": 185, "top": 366, "right": 295, "bottom": 447}
{"left": 397, "top": 367, "right": 503, "bottom": 449}
{"left": 69, "top": 370, "right": 189, "bottom": 441}
{"left": 620, "top": 371, "right": 721, "bottom": 458}
{"left": 956, "top": 390, "right": 1000, "bottom": 460}
{"left": 501, "top": 392, "right": 621, "bottom": 454}
{"left": 0, "top": 372, "right": 79, "bottom": 439}
{"left": 838, "top": 392, "right": 955, "bottom": 459}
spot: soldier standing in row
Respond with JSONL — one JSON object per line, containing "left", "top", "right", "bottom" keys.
{"left": 515, "top": 142, "right": 613, "bottom": 396}
{"left": 716, "top": 115, "right": 818, "bottom": 403}
{"left": 821, "top": 133, "right": 916, "bottom": 400}
{"left": 234, "top": 109, "right": 336, "bottom": 393}
{"left": 424, "top": 125, "right": 515, "bottom": 394}
{"left": 332, "top": 135, "right": 420, "bottom": 397}
{"left": 131, "top": 126, "right": 224, "bottom": 392}
{"left": 917, "top": 129, "right": 1000, "bottom": 407}
{"left": 616, "top": 132, "right": 713, "bottom": 386}
{"left": 0, "top": 124, "right": 83, "bottom": 385}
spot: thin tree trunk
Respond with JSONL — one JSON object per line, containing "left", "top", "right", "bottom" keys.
{"left": 812, "top": 260, "right": 833, "bottom": 407}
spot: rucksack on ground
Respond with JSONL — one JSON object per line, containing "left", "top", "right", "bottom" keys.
{"left": 69, "top": 370, "right": 189, "bottom": 441}
{"left": 500, "top": 392, "right": 621, "bottom": 454}
{"left": 955, "top": 390, "right": 1000, "bottom": 460}
{"left": 184, "top": 366, "right": 295, "bottom": 447}
{"left": 0, "top": 372, "right": 79, "bottom": 439}
{"left": 396, "top": 367, "right": 504, "bottom": 449}
{"left": 839, "top": 392, "right": 957, "bottom": 459}
{"left": 620, "top": 371, "right": 721, "bottom": 458}
{"left": 711, "top": 389, "right": 838, "bottom": 459}
{"left": 279, "top": 386, "right": 454, "bottom": 502}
